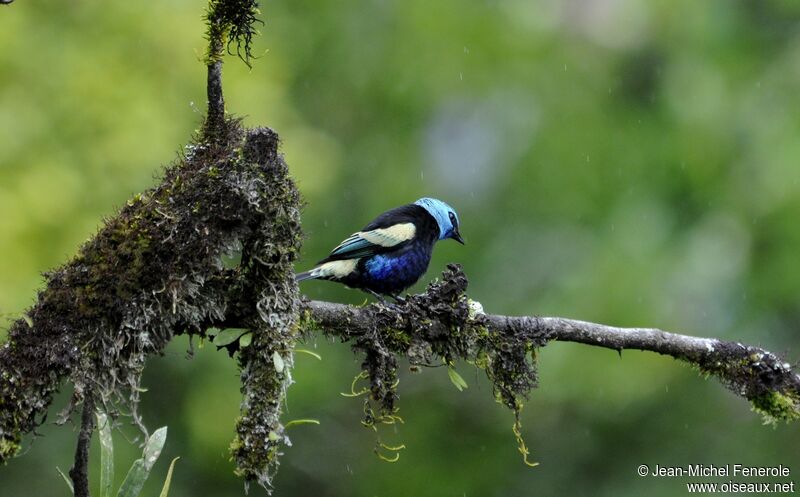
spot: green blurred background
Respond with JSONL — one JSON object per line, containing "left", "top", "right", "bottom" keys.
{"left": 2, "top": 0, "right": 800, "bottom": 495}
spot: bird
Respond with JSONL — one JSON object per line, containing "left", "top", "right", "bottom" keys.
{"left": 296, "top": 197, "right": 464, "bottom": 300}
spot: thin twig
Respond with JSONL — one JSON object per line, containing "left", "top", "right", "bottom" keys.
{"left": 207, "top": 58, "right": 224, "bottom": 125}
{"left": 69, "top": 393, "right": 95, "bottom": 497}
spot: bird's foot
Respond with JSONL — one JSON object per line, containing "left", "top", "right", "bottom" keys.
{"left": 365, "top": 289, "right": 388, "bottom": 303}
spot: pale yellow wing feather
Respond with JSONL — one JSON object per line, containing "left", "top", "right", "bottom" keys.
{"left": 360, "top": 223, "right": 416, "bottom": 247}
{"left": 330, "top": 223, "right": 416, "bottom": 256}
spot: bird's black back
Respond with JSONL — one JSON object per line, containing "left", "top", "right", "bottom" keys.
{"left": 363, "top": 204, "right": 436, "bottom": 232}
{"left": 319, "top": 203, "right": 439, "bottom": 263}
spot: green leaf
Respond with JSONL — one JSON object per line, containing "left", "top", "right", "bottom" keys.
{"left": 96, "top": 411, "right": 114, "bottom": 497}
{"left": 448, "top": 367, "right": 468, "bottom": 392}
{"left": 56, "top": 466, "right": 74, "bottom": 494}
{"left": 238, "top": 332, "right": 252, "bottom": 348}
{"left": 158, "top": 457, "right": 180, "bottom": 497}
{"left": 284, "top": 418, "right": 320, "bottom": 428}
{"left": 220, "top": 249, "right": 242, "bottom": 269}
{"left": 143, "top": 427, "right": 168, "bottom": 471}
{"left": 212, "top": 328, "right": 247, "bottom": 347}
{"left": 116, "top": 427, "right": 167, "bottom": 497}
{"left": 116, "top": 459, "right": 147, "bottom": 497}
{"left": 294, "top": 348, "right": 322, "bottom": 360}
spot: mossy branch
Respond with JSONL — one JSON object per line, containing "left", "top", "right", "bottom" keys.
{"left": 2, "top": 2, "right": 288, "bottom": 492}
{"left": 0, "top": 119, "right": 302, "bottom": 494}
{"left": 296, "top": 265, "right": 800, "bottom": 425}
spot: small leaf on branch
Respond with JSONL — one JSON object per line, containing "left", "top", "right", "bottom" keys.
{"left": 294, "top": 349, "right": 322, "bottom": 361}
{"left": 284, "top": 419, "right": 320, "bottom": 429}
{"left": 448, "top": 367, "right": 469, "bottom": 392}
{"left": 272, "top": 351, "right": 285, "bottom": 373}
{"left": 96, "top": 411, "right": 114, "bottom": 497}
{"left": 56, "top": 466, "right": 74, "bottom": 494}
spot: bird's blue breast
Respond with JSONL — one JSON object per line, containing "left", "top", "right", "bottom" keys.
{"left": 361, "top": 245, "right": 431, "bottom": 295}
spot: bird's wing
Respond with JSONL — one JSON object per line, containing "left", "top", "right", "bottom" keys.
{"left": 327, "top": 222, "right": 416, "bottom": 260}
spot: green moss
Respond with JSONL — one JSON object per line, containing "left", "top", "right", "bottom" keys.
{"left": 751, "top": 391, "right": 800, "bottom": 425}
{"left": 686, "top": 343, "right": 800, "bottom": 429}
{"left": 204, "top": 0, "right": 262, "bottom": 66}
{"left": 384, "top": 329, "right": 412, "bottom": 348}
{"left": 0, "top": 437, "right": 20, "bottom": 460}
{"left": 295, "top": 309, "right": 318, "bottom": 333}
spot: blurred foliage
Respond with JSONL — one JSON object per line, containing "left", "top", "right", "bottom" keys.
{"left": 2, "top": 0, "right": 800, "bottom": 495}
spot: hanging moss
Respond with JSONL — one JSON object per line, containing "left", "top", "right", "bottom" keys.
{"left": 204, "top": 0, "right": 263, "bottom": 65}
{"left": 310, "top": 264, "right": 546, "bottom": 463}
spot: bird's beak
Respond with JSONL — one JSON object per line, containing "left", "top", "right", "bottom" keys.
{"left": 452, "top": 230, "right": 465, "bottom": 245}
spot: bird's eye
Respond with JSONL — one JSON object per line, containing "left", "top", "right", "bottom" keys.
{"left": 448, "top": 212, "right": 456, "bottom": 224}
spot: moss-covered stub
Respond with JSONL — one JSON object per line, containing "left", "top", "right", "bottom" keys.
{"left": 695, "top": 342, "right": 800, "bottom": 424}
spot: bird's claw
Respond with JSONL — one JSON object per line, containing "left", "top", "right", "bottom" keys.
{"left": 365, "top": 289, "right": 388, "bottom": 303}
{"left": 363, "top": 290, "right": 408, "bottom": 308}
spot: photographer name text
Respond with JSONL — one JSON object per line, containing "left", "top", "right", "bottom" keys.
{"left": 650, "top": 464, "right": 790, "bottom": 478}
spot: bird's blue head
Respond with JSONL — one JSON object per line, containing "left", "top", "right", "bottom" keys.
{"left": 414, "top": 197, "right": 465, "bottom": 244}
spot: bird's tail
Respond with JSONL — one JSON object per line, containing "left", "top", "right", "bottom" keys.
{"left": 296, "top": 260, "right": 358, "bottom": 282}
